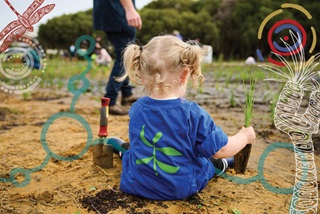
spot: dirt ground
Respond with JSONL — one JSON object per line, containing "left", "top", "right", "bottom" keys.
{"left": 0, "top": 69, "right": 320, "bottom": 214}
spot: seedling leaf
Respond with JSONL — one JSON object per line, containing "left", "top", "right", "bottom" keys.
{"left": 232, "top": 208, "right": 242, "bottom": 214}
{"left": 153, "top": 132, "right": 163, "bottom": 143}
{"left": 136, "top": 156, "right": 154, "bottom": 165}
{"left": 156, "top": 147, "right": 183, "bottom": 156}
{"left": 156, "top": 160, "right": 180, "bottom": 173}
{"left": 89, "top": 186, "right": 96, "bottom": 191}
{"left": 140, "top": 125, "right": 153, "bottom": 147}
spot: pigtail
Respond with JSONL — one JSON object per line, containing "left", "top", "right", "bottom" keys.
{"left": 180, "top": 43, "right": 208, "bottom": 88}
{"left": 118, "top": 44, "right": 143, "bottom": 84}
{"left": 118, "top": 35, "right": 209, "bottom": 95}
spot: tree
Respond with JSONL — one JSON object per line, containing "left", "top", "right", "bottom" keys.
{"left": 213, "top": 0, "right": 296, "bottom": 59}
{"left": 177, "top": 10, "right": 219, "bottom": 47}
{"left": 137, "top": 0, "right": 220, "bottom": 48}
{"left": 146, "top": 0, "right": 194, "bottom": 12}
{"left": 37, "top": 0, "right": 320, "bottom": 60}
{"left": 137, "top": 8, "right": 180, "bottom": 44}
{"left": 38, "top": 9, "right": 94, "bottom": 49}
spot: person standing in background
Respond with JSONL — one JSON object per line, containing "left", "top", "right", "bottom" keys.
{"left": 93, "top": 0, "right": 142, "bottom": 115}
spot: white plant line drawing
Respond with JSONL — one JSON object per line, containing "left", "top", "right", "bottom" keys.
{"left": 261, "top": 31, "right": 319, "bottom": 213}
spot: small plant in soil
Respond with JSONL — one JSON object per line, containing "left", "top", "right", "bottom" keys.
{"left": 22, "top": 92, "right": 31, "bottom": 101}
{"left": 243, "top": 77, "right": 256, "bottom": 127}
{"left": 269, "top": 92, "right": 279, "bottom": 123}
{"left": 229, "top": 90, "right": 236, "bottom": 108}
{"left": 234, "top": 77, "right": 256, "bottom": 174}
{"left": 225, "top": 73, "right": 232, "bottom": 88}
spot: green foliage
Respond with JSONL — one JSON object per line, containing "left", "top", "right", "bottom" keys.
{"left": 230, "top": 90, "right": 236, "bottom": 108}
{"left": 192, "top": 0, "right": 222, "bottom": 15}
{"left": 215, "top": 0, "right": 319, "bottom": 59}
{"left": 177, "top": 10, "right": 219, "bottom": 46}
{"left": 242, "top": 77, "right": 256, "bottom": 127}
{"left": 22, "top": 92, "right": 31, "bottom": 101}
{"left": 146, "top": 0, "right": 194, "bottom": 12}
{"left": 137, "top": 8, "right": 180, "bottom": 43}
{"left": 37, "top": 0, "right": 320, "bottom": 60}
{"left": 270, "top": 92, "right": 280, "bottom": 121}
{"left": 137, "top": 9, "right": 219, "bottom": 48}
{"left": 232, "top": 208, "right": 242, "bottom": 214}
{"left": 89, "top": 186, "right": 97, "bottom": 191}
{"left": 137, "top": 0, "right": 220, "bottom": 47}
{"left": 38, "top": 9, "right": 104, "bottom": 49}
{"left": 197, "top": 204, "right": 203, "bottom": 209}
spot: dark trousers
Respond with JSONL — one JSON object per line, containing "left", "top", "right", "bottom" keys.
{"left": 105, "top": 28, "right": 135, "bottom": 106}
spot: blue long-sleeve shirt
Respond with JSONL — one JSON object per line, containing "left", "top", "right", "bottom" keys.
{"left": 120, "top": 96, "right": 228, "bottom": 200}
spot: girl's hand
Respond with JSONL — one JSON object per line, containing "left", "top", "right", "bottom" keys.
{"left": 239, "top": 126, "right": 256, "bottom": 144}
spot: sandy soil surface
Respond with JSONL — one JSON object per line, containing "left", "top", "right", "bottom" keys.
{"left": 0, "top": 69, "right": 320, "bottom": 214}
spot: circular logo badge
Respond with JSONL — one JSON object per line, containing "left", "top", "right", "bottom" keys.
{"left": 0, "top": 35, "right": 46, "bottom": 94}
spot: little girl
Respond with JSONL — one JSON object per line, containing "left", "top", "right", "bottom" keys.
{"left": 117, "top": 35, "right": 256, "bottom": 200}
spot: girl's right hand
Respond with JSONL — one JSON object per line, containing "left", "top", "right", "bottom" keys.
{"left": 239, "top": 126, "right": 256, "bottom": 144}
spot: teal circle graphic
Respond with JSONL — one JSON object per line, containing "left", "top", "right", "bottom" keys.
{"left": 40, "top": 112, "right": 93, "bottom": 161}
{"left": 258, "top": 142, "right": 294, "bottom": 194}
{"left": 221, "top": 142, "right": 294, "bottom": 194}
{"left": 0, "top": 35, "right": 96, "bottom": 187}
{"left": 9, "top": 168, "right": 31, "bottom": 187}
{"left": 75, "top": 35, "right": 95, "bottom": 56}
{"left": 68, "top": 74, "right": 90, "bottom": 95}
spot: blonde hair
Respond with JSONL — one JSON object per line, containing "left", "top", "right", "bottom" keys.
{"left": 120, "top": 35, "right": 207, "bottom": 95}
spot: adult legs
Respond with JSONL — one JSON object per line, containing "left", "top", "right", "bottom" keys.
{"left": 105, "top": 28, "right": 135, "bottom": 107}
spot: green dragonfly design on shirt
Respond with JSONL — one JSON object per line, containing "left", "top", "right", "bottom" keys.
{"left": 136, "top": 125, "right": 183, "bottom": 176}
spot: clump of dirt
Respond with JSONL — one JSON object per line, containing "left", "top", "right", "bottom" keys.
{"left": 33, "top": 189, "right": 54, "bottom": 203}
{"left": 0, "top": 107, "right": 10, "bottom": 121}
{"left": 0, "top": 107, "right": 23, "bottom": 132}
{"left": 80, "top": 186, "right": 202, "bottom": 214}
{"left": 31, "top": 91, "right": 69, "bottom": 101}
{"left": 0, "top": 106, "right": 20, "bottom": 121}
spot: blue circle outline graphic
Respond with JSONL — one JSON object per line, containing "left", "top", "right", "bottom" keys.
{"left": 273, "top": 24, "right": 302, "bottom": 53}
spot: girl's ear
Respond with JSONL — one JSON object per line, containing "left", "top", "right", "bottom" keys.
{"left": 180, "top": 67, "right": 190, "bottom": 85}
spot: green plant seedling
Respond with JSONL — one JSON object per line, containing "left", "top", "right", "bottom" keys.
{"left": 230, "top": 90, "right": 236, "bottom": 107}
{"left": 234, "top": 76, "right": 256, "bottom": 174}
{"left": 22, "top": 92, "right": 31, "bottom": 101}
{"left": 232, "top": 208, "right": 242, "bottom": 214}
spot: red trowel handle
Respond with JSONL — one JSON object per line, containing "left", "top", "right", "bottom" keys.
{"left": 101, "top": 97, "right": 110, "bottom": 107}
{"left": 98, "top": 98, "right": 110, "bottom": 138}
